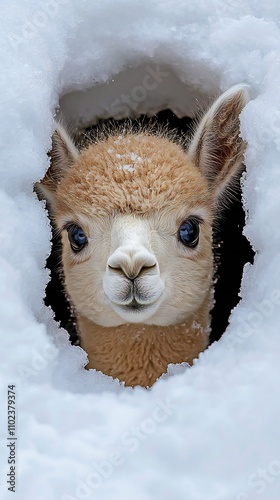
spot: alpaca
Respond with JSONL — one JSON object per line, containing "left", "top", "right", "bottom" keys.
{"left": 38, "top": 84, "right": 249, "bottom": 387}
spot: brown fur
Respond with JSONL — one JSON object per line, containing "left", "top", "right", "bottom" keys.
{"left": 79, "top": 301, "right": 208, "bottom": 387}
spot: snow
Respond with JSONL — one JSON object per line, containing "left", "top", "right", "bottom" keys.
{"left": 1, "top": 1, "right": 280, "bottom": 499}
{"left": 118, "top": 164, "right": 135, "bottom": 172}
{"left": 116, "top": 152, "right": 143, "bottom": 172}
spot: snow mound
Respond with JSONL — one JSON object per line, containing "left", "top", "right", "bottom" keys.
{"left": 1, "top": 1, "right": 280, "bottom": 499}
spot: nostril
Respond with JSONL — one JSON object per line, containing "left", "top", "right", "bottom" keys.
{"left": 108, "top": 263, "right": 157, "bottom": 280}
{"left": 108, "top": 264, "right": 136, "bottom": 280}
{"left": 108, "top": 264, "right": 121, "bottom": 271}
{"left": 139, "top": 263, "right": 157, "bottom": 274}
{"left": 107, "top": 249, "right": 158, "bottom": 280}
{"left": 108, "top": 264, "right": 134, "bottom": 280}
{"left": 128, "top": 263, "right": 158, "bottom": 280}
{"left": 108, "top": 264, "right": 125, "bottom": 276}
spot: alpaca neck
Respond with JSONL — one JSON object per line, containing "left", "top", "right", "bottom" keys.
{"left": 77, "top": 302, "right": 209, "bottom": 387}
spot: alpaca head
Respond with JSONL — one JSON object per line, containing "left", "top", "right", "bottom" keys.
{"left": 38, "top": 85, "right": 249, "bottom": 331}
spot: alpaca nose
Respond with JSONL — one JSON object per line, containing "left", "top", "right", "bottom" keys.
{"left": 107, "top": 246, "right": 158, "bottom": 280}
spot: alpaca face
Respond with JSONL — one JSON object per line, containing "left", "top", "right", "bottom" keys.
{"left": 57, "top": 196, "right": 213, "bottom": 327}
{"left": 38, "top": 84, "right": 249, "bottom": 331}
{"left": 52, "top": 133, "right": 214, "bottom": 327}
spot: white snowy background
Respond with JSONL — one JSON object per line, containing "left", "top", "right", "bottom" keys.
{"left": 1, "top": 1, "right": 280, "bottom": 499}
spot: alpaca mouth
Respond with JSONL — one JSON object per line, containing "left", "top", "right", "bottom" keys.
{"left": 119, "top": 298, "right": 150, "bottom": 311}
{"left": 106, "top": 280, "right": 162, "bottom": 307}
{"left": 110, "top": 296, "right": 161, "bottom": 323}
{"left": 103, "top": 275, "right": 164, "bottom": 320}
{"left": 111, "top": 291, "right": 159, "bottom": 309}
{"left": 108, "top": 292, "right": 162, "bottom": 322}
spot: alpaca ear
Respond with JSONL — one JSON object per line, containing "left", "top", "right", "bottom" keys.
{"left": 188, "top": 84, "right": 250, "bottom": 202}
{"left": 35, "top": 122, "right": 79, "bottom": 206}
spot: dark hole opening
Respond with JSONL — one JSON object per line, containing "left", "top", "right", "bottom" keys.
{"left": 44, "top": 110, "right": 255, "bottom": 347}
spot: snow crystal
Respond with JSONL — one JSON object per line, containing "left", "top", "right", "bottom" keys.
{"left": 115, "top": 152, "right": 143, "bottom": 172}
{"left": 2, "top": 1, "right": 280, "bottom": 499}
{"left": 130, "top": 152, "right": 143, "bottom": 163}
{"left": 118, "top": 164, "right": 135, "bottom": 172}
{"left": 114, "top": 135, "right": 124, "bottom": 145}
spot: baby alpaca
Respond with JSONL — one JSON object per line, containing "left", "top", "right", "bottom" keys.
{"left": 38, "top": 84, "right": 249, "bottom": 387}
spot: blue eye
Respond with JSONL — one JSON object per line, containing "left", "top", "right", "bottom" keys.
{"left": 178, "top": 219, "right": 200, "bottom": 248}
{"left": 67, "top": 225, "right": 88, "bottom": 252}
